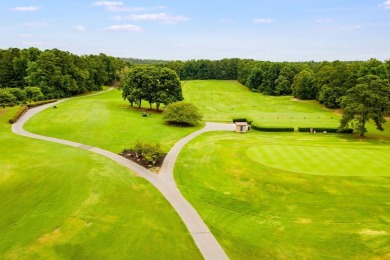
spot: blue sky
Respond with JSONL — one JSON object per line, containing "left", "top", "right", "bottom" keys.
{"left": 1, "top": 0, "right": 389, "bottom": 61}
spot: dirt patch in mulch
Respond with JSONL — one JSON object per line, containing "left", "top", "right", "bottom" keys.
{"left": 119, "top": 149, "right": 166, "bottom": 173}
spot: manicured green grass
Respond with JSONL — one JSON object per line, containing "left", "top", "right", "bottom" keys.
{"left": 183, "top": 80, "right": 338, "bottom": 126}
{"left": 175, "top": 131, "right": 390, "bottom": 259}
{"left": 25, "top": 89, "right": 201, "bottom": 153}
{"left": 1, "top": 107, "right": 201, "bottom": 259}
{"left": 183, "top": 80, "right": 390, "bottom": 137}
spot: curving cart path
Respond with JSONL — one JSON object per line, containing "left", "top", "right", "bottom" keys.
{"left": 12, "top": 90, "right": 234, "bottom": 260}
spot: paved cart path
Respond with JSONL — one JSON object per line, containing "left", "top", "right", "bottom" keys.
{"left": 12, "top": 90, "right": 233, "bottom": 260}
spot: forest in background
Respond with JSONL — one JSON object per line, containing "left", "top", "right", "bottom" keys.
{"left": 1, "top": 47, "right": 389, "bottom": 110}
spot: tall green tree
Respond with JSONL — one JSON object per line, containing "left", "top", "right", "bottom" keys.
{"left": 122, "top": 66, "right": 183, "bottom": 110}
{"left": 292, "top": 69, "right": 316, "bottom": 100}
{"left": 340, "top": 75, "right": 390, "bottom": 137}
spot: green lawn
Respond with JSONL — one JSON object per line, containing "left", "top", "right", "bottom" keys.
{"left": 25, "top": 89, "right": 201, "bottom": 153}
{"left": 183, "top": 80, "right": 390, "bottom": 137}
{"left": 0, "top": 107, "right": 201, "bottom": 259}
{"left": 175, "top": 131, "right": 390, "bottom": 259}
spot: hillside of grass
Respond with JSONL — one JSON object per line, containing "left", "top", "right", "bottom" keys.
{"left": 25, "top": 89, "right": 201, "bottom": 153}
{"left": 0, "top": 107, "right": 201, "bottom": 259}
{"left": 182, "top": 80, "right": 390, "bottom": 137}
{"left": 175, "top": 131, "right": 390, "bottom": 259}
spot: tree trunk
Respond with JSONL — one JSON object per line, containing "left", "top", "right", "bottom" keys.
{"left": 138, "top": 99, "right": 142, "bottom": 108}
{"left": 156, "top": 103, "right": 160, "bottom": 111}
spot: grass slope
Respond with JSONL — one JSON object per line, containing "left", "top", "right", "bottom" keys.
{"left": 183, "top": 80, "right": 390, "bottom": 137}
{"left": 25, "top": 89, "right": 201, "bottom": 153}
{"left": 1, "top": 107, "right": 201, "bottom": 259}
{"left": 175, "top": 131, "right": 390, "bottom": 259}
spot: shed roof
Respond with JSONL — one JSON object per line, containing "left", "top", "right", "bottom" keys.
{"left": 235, "top": 122, "right": 248, "bottom": 126}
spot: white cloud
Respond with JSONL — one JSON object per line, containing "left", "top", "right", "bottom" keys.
{"left": 24, "top": 22, "right": 47, "bottom": 27}
{"left": 254, "top": 18, "right": 275, "bottom": 24}
{"left": 93, "top": 1, "right": 123, "bottom": 7}
{"left": 316, "top": 18, "right": 334, "bottom": 23}
{"left": 104, "top": 24, "right": 142, "bottom": 32}
{"left": 74, "top": 26, "right": 87, "bottom": 32}
{"left": 379, "top": 0, "right": 390, "bottom": 9}
{"left": 11, "top": 6, "right": 40, "bottom": 12}
{"left": 125, "top": 13, "right": 190, "bottom": 24}
{"left": 340, "top": 25, "right": 363, "bottom": 31}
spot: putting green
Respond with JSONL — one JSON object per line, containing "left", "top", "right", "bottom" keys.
{"left": 175, "top": 131, "right": 390, "bottom": 259}
{"left": 247, "top": 143, "right": 390, "bottom": 176}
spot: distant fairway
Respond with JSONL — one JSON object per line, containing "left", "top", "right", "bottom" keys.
{"left": 182, "top": 80, "right": 339, "bottom": 127}
{"left": 175, "top": 131, "right": 390, "bottom": 259}
{"left": 1, "top": 105, "right": 201, "bottom": 258}
{"left": 183, "top": 80, "right": 390, "bottom": 136}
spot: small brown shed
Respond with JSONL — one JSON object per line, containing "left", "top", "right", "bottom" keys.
{"left": 235, "top": 122, "right": 248, "bottom": 133}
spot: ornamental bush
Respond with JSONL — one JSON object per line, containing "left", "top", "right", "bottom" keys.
{"left": 162, "top": 102, "right": 203, "bottom": 126}
{"left": 9, "top": 105, "right": 28, "bottom": 124}
{"left": 132, "top": 141, "right": 163, "bottom": 163}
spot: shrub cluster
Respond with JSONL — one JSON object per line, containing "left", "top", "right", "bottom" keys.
{"left": 162, "top": 102, "right": 203, "bottom": 126}
{"left": 133, "top": 141, "right": 163, "bottom": 163}
{"left": 298, "top": 127, "right": 353, "bottom": 133}
{"left": 26, "top": 99, "right": 57, "bottom": 108}
{"left": 232, "top": 118, "right": 253, "bottom": 124}
{"left": 9, "top": 105, "right": 28, "bottom": 124}
{"left": 251, "top": 122, "right": 294, "bottom": 132}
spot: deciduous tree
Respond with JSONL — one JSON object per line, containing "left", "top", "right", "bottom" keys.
{"left": 162, "top": 102, "right": 203, "bottom": 126}
{"left": 340, "top": 75, "right": 390, "bottom": 136}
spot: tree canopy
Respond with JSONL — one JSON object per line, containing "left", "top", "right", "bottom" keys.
{"left": 0, "top": 47, "right": 128, "bottom": 100}
{"left": 340, "top": 75, "right": 390, "bottom": 136}
{"left": 121, "top": 66, "right": 183, "bottom": 110}
{"left": 162, "top": 102, "right": 203, "bottom": 126}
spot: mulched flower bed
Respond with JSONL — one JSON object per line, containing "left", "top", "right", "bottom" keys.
{"left": 119, "top": 149, "right": 166, "bottom": 170}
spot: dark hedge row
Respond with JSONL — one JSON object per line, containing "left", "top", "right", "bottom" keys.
{"left": 26, "top": 99, "right": 57, "bottom": 108}
{"left": 251, "top": 122, "right": 294, "bottom": 132}
{"left": 298, "top": 127, "right": 353, "bottom": 133}
{"left": 232, "top": 118, "right": 253, "bottom": 123}
{"left": 9, "top": 105, "right": 28, "bottom": 124}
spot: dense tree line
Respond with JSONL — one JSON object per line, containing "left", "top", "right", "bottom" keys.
{"left": 164, "top": 58, "right": 390, "bottom": 109}
{"left": 0, "top": 47, "right": 128, "bottom": 103}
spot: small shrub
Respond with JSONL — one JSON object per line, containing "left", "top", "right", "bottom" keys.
{"left": 9, "top": 105, "right": 28, "bottom": 124}
{"left": 252, "top": 122, "right": 294, "bottom": 132}
{"left": 131, "top": 141, "right": 163, "bottom": 163}
{"left": 163, "top": 102, "right": 203, "bottom": 126}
